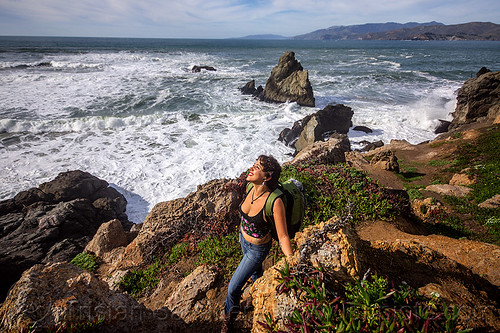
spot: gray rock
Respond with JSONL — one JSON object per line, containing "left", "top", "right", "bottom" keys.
{"left": 279, "top": 104, "right": 353, "bottom": 154}
{"left": 165, "top": 265, "right": 220, "bottom": 324}
{"left": 0, "top": 170, "right": 131, "bottom": 301}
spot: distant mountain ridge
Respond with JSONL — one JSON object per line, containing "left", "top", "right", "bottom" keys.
{"left": 294, "top": 21, "right": 443, "bottom": 40}
{"left": 294, "top": 22, "right": 500, "bottom": 41}
{"left": 236, "top": 34, "right": 289, "bottom": 40}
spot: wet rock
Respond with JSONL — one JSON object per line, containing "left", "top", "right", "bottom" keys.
{"left": 240, "top": 80, "right": 263, "bottom": 97}
{"left": 191, "top": 65, "right": 216, "bottom": 72}
{"left": 352, "top": 125, "right": 373, "bottom": 133}
{"left": 359, "top": 139, "right": 384, "bottom": 152}
{"left": 434, "top": 119, "right": 451, "bottom": 134}
{"left": 279, "top": 104, "right": 353, "bottom": 154}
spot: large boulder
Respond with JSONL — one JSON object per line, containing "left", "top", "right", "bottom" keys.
{"left": 369, "top": 150, "right": 400, "bottom": 172}
{"left": 251, "top": 219, "right": 362, "bottom": 332}
{"left": 164, "top": 265, "right": 221, "bottom": 324}
{"left": 286, "top": 134, "right": 351, "bottom": 166}
{"left": 85, "top": 219, "right": 130, "bottom": 258}
{"left": 0, "top": 170, "right": 131, "bottom": 301}
{"left": 279, "top": 104, "right": 354, "bottom": 154}
{"left": 251, "top": 217, "right": 500, "bottom": 332}
{"left": 116, "top": 178, "right": 244, "bottom": 269}
{"left": 0, "top": 262, "right": 183, "bottom": 332}
{"left": 260, "top": 51, "right": 315, "bottom": 107}
{"left": 450, "top": 69, "right": 500, "bottom": 130}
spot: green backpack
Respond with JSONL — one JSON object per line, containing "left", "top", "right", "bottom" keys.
{"left": 246, "top": 178, "right": 305, "bottom": 240}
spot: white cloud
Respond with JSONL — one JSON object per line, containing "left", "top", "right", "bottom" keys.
{"left": 0, "top": 0, "right": 498, "bottom": 38}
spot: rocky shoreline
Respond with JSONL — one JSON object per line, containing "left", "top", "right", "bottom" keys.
{"left": 0, "top": 58, "right": 499, "bottom": 332}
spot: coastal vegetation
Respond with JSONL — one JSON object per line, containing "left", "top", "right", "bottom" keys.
{"left": 69, "top": 252, "right": 99, "bottom": 272}
{"left": 260, "top": 263, "right": 469, "bottom": 333}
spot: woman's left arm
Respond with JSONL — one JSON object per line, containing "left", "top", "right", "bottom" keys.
{"left": 272, "top": 197, "right": 293, "bottom": 257}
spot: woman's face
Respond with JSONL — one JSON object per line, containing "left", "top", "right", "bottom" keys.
{"left": 246, "top": 160, "right": 268, "bottom": 184}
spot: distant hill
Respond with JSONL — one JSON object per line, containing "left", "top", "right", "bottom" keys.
{"left": 294, "top": 22, "right": 443, "bottom": 40}
{"left": 363, "top": 22, "right": 500, "bottom": 41}
{"left": 294, "top": 22, "right": 500, "bottom": 41}
{"left": 236, "top": 34, "right": 289, "bottom": 40}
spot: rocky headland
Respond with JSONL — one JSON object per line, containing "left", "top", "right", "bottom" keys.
{"left": 0, "top": 62, "right": 499, "bottom": 332}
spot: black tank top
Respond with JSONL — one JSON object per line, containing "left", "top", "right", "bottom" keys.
{"left": 239, "top": 205, "right": 270, "bottom": 238}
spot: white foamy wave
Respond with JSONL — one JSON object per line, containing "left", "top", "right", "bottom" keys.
{"left": 3, "top": 38, "right": 496, "bottom": 224}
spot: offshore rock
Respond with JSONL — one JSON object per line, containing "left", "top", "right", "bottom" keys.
{"left": 0, "top": 262, "right": 182, "bottom": 333}
{"left": 260, "top": 51, "right": 315, "bottom": 107}
{"left": 279, "top": 104, "right": 354, "bottom": 154}
{"left": 450, "top": 70, "right": 500, "bottom": 130}
{"left": 240, "top": 79, "right": 263, "bottom": 97}
{"left": 191, "top": 65, "right": 216, "bottom": 72}
{"left": 0, "top": 170, "right": 131, "bottom": 302}
{"left": 352, "top": 125, "right": 373, "bottom": 133}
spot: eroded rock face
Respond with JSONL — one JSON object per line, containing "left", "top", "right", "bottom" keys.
{"left": 251, "top": 219, "right": 362, "bottom": 332}
{"left": 450, "top": 70, "right": 500, "bottom": 130}
{"left": 0, "top": 263, "right": 182, "bottom": 333}
{"left": 0, "top": 170, "right": 131, "bottom": 301}
{"left": 260, "top": 51, "right": 315, "bottom": 107}
{"left": 165, "top": 265, "right": 221, "bottom": 324}
{"left": 85, "top": 219, "right": 130, "bottom": 258}
{"left": 279, "top": 104, "right": 354, "bottom": 154}
{"left": 287, "top": 134, "right": 351, "bottom": 166}
{"left": 425, "top": 184, "right": 472, "bottom": 197}
{"left": 117, "top": 178, "right": 244, "bottom": 269}
{"left": 369, "top": 150, "right": 400, "bottom": 172}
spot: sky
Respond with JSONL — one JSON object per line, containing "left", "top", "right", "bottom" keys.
{"left": 0, "top": 0, "right": 499, "bottom": 39}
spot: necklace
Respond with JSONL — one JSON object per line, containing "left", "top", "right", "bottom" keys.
{"left": 251, "top": 189, "right": 267, "bottom": 204}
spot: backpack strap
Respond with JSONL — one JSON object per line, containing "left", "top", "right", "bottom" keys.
{"left": 246, "top": 182, "right": 254, "bottom": 195}
{"left": 264, "top": 188, "right": 283, "bottom": 221}
{"left": 245, "top": 182, "right": 283, "bottom": 221}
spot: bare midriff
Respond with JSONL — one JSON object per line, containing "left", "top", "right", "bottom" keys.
{"left": 240, "top": 225, "right": 271, "bottom": 245}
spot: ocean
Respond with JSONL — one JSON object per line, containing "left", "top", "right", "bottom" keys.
{"left": 1, "top": 37, "right": 499, "bottom": 223}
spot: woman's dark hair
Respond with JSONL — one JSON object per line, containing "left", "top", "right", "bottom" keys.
{"left": 257, "top": 155, "right": 281, "bottom": 191}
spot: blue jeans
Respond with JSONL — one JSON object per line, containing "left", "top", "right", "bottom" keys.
{"left": 224, "top": 230, "right": 272, "bottom": 314}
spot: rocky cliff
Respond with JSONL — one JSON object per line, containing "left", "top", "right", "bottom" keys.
{"left": 0, "top": 170, "right": 132, "bottom": 302}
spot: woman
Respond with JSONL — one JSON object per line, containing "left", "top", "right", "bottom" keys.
{"left": 222, "top": 155, "right": 293, "bottom": 332}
